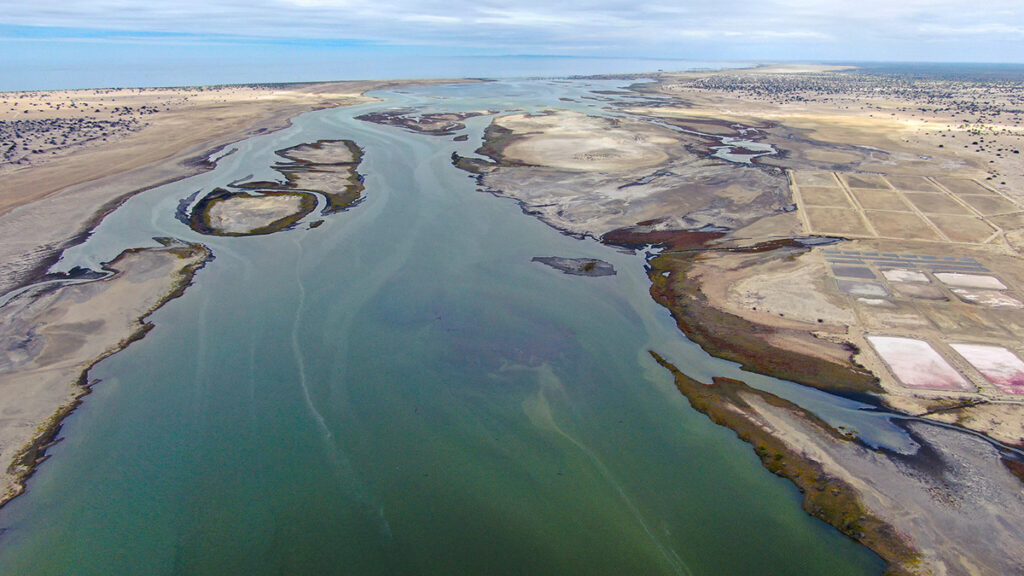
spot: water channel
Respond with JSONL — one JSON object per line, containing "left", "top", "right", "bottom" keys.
{"left": 0, "top": 79, "right": 888, "bottom": 575}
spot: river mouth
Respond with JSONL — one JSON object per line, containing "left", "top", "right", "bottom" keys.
{"left": 0, "top": 79, "right": 885, "bottom": 575}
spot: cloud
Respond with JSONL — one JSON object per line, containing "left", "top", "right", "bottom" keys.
{"left": 0, "top": 0, "right": 1022, "bottom": 60}
{"left": 918, "top": 23, "right": 1024, "bottom": 37}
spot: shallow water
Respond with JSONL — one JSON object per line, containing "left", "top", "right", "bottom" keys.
{"left": 0, "top": 80, "right": 887, "bottom": 575}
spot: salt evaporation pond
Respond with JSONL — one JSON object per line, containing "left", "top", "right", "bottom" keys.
{"left": 951, "top": 343, "right": 1024, "bottom": 395}
{"left": 868, "top": 336, "right": 972, "bottom": 391}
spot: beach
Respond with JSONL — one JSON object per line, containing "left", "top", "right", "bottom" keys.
{"left": 0, "top": 80, "right": 462, "bottom": 294}
{"left": 0, "top": 78, "right": 458, "bottom": 504}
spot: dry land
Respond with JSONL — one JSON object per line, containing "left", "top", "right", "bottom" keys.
{"left": 457, "top": 109, "right": 789, "bottom": 238}
{"left": 459, "top": 65, "right": 1024, "bottom": 575}
{"left": 187, "top": 139, "right": 366, "bottom": 236}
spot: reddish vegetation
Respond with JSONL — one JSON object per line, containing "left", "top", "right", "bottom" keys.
{"left": 1004, "top": 459, "right": 1024, "bottom": 485}
{"left": 601, "top": 226, "right": 724, "bottom": 251}
{"left": 600, "top": 226, "right": 880, "bottom": 395}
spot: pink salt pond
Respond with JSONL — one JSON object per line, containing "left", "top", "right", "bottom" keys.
{"left": 867, "top": 336, "right": 973, "bottom": 391}
{"left": 950, "top": 343, "right": 1024, "bottom": 395}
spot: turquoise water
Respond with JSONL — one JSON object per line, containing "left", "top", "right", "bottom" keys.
{"left": 0, "top": 80, "right": 886, "bottom": 575}
{"left": 0, "top": 45, "right": 747, "bottom": 91}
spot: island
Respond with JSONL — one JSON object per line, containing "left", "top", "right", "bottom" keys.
{"left": 532, "top": 256, "right": 616, "bottom": 277}
{"left": 357, "top": 109, "right": 493, "bottom": 136}
{"left": 185, "top": 139, "right": 365, "bottom": 236}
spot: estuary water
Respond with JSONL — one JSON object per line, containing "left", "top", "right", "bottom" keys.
{"left": 0, "top": 80, "right": 887, "bottom": 575}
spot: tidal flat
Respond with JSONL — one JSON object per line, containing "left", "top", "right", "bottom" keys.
{"left": 0, "top": 67, "right": 1022, "bottom": 575}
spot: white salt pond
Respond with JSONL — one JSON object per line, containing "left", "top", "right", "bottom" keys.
{"left": 867, "top": 336, "right": 972, "bottom": 391}
{"left": 838, "top": 280, "right": 889, "bottom": 297}
{"left": 857, "top": 298, "right": 893, "bottom": 307}
{"left": 951, "top": 288, "right": 1024, "bottom": 308}
{"left": 881, "top": 269, "right": 930, "bottom": 283}
{"left": 934, "top": 272, "right": 1007, "bottom": 290}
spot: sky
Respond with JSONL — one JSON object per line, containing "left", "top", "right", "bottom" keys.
{"left": 2, "top": 0, "right": 1023, "bottom": 89}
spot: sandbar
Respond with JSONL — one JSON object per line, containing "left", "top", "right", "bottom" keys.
{"left": 0, "top": 240, "right": 210, "bottom": 504}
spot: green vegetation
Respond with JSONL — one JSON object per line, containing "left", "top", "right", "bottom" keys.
{"left": 646, "top": 248, "right": 881, "bottom": 395}
{"left": 475, "top": 123, "right": 530, "bottom": 167}
{"left": 276, "top": 139, "right": 365, "bottom": 215}
{"left": 650, "top": 352, "right": 919, "bottom": 576}
{"left": 187, "top": 138, "right": 366, "bottom": 235}
{"left": 450, "top": 151, "right": 495, "bottom": 174}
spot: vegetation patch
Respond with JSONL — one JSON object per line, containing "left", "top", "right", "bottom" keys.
{"left": 646, "top": 247, "right": 880, "bottom": 395}
{"left": 651, "top": 351, "right": 919, "bottom": 575}
{"left": 473, "top": 122, "right": 531, "bottom": 167}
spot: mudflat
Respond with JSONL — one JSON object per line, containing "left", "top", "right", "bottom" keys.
{"left": 459, "top": 65, "right": 1024, "bottom": 574}
{"left": 0, "top": 240, "right": 210, "bottom": 504}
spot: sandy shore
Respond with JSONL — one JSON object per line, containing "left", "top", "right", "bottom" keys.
{"left": 0, "top": 78, "right": 462, "bottom": 506}
{"left": 0, "top": 240, "right": 210, "bottom": 504}
{"left": 0, "top": 79, "right": 463, "bottom": 295}
{"left": 656, "top": 354, "right": 1024, "bottom": 575}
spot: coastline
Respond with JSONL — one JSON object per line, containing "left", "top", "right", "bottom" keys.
{"left": 0, "top": 66, "right": 1019, "bottom": 569}
{"left": 652, "top": 351, "right": 1024, "bottom": 575}
{"left": 0, "top": 240, "right": 211, "bottom": 506}
{"left": 0, "top": 78, "right": 463, "bottom": 507}
{"left": 649, "top": 352, "right": 919, "bottom": 575}
{"left": 0, "top": 79, "right": 469, "bottom": 295}
{"left": 453, "top": 67, "right": 1024, "bottom": 574}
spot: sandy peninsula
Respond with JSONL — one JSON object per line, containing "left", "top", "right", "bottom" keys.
{"left": 0, "top": 240, "right": 210, "bottom": 504}
{"left": 0, "top": 78, "right": 460, "bottom": 506}
{"left": 0, "top": 79, "right": 462, "bottom": 295}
